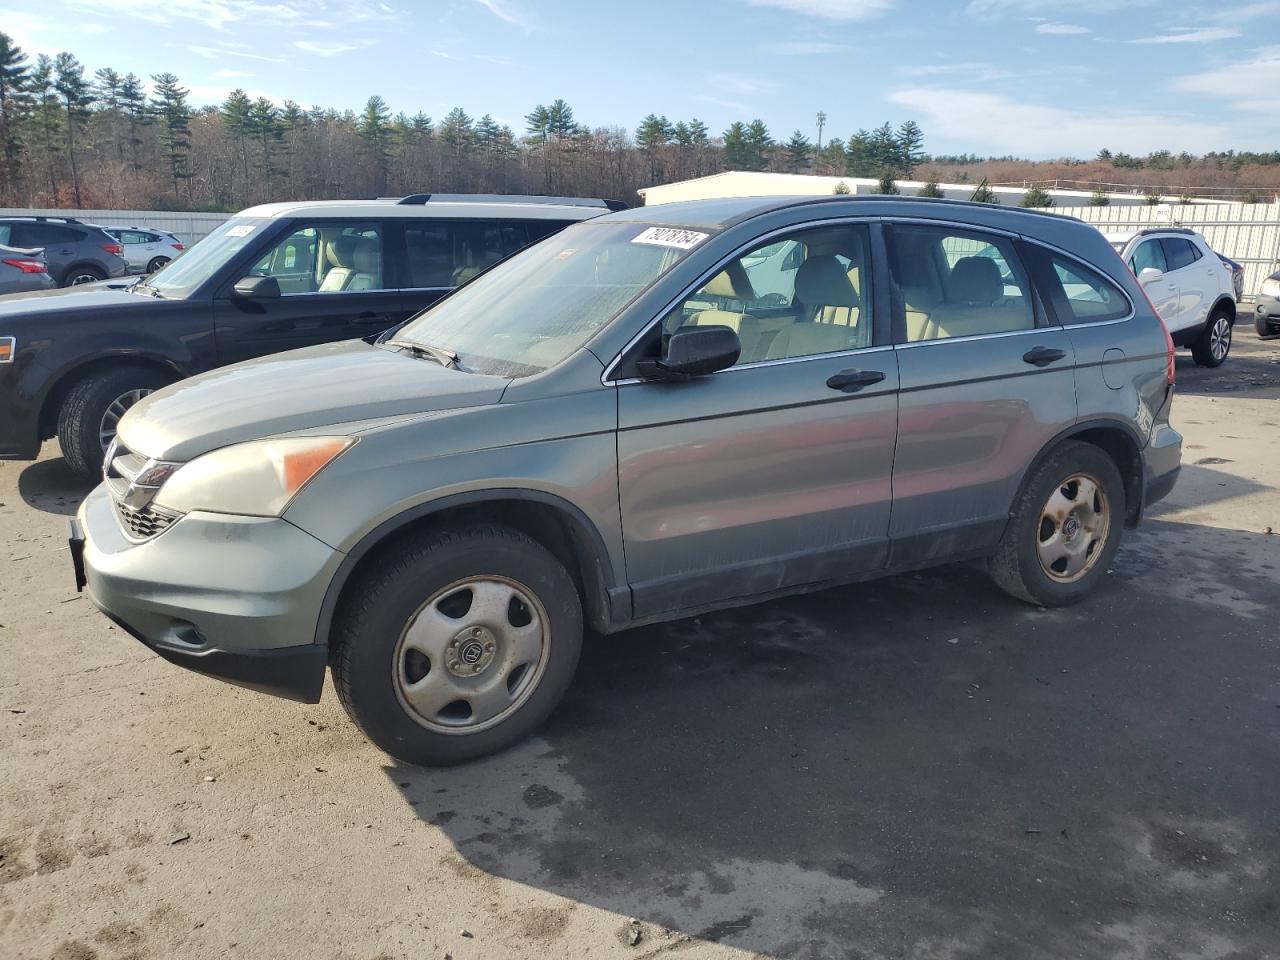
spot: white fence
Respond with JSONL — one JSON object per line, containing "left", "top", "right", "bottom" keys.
{"left": 1052, "top": 201, "right": 1280, "bottom": 298}
{"left": 0, "top": 208, "right": 232, "bottom": 245}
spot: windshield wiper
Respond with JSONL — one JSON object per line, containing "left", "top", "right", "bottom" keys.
{"left": 386, "top": 339, "right": 461, "bottom": 370}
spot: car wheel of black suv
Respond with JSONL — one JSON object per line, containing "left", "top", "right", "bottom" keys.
{"left": 331, "top": 523, "right": 584, "bottom": 766}
{"left": 57, "top": 367, "right": 170, "bottom": 478}
{"left": 988, "top": 441, "right": 1125, "bottom": 607}
{"left": 1192, "top": 308, "right": 1233, "bottom": 367}
{"left": 64, "top": 267, "right": 105, "bottom": 287}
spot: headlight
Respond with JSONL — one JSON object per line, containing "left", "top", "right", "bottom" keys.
{"left": 1263, "top": 279, "right": 1280, "bottom": 298}
{"left": 153, "top": 437, "right": 354, "bottom": 517}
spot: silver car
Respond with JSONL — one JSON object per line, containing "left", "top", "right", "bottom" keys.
{"left": 104, "top": 226, "right": 186, "bottom": 274}
{"left": 72, "top": 195, "right": 1183, "bottom": 765}
{"left": 0, "top": 244, "right": 56, "bottom": 295}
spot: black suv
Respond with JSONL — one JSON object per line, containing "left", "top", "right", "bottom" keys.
{"left": 0, "top": 194, "right": 615, "bottom": 476}
{"left": 0, "top": 216, "right": 129, "bottom": 287}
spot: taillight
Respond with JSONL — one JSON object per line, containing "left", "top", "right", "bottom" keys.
{"left": 102, "top": 243, "right": 123, "bottom": 255}
{"left": 1135, "top": 280, "right": 1176, "bottom": 385}
{"left": 2, "top": 258, "right": 46, "bottom": 274}
{"left": 172, "top": 243, "right": 185, "bottom": 250}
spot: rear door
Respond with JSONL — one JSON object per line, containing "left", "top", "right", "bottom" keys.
{"left": 212, "top": 220, "right": 417, "bottom": 365}
{"left": 615, "top": 221, "right": 899, "bottom": 618}
{"left": 885, "top": 221, "right": 1077, "bottom": 564}
{"left": 10, "top": 223, "right": 79, "bottom": 283}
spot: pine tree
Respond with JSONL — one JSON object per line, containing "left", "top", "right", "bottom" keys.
{"left": 150, "top": 72, "right": 192, "bottom": 199}
{"left": 29, "top": 56, "right": 64, "bottom": 200}
{"left": 722, "top": 121, "right": 749, "bottom": 169}
{"left": 896, "top": 120, "right": 924, "bottom": 176}
{"left": 545, "top": 99, "right": 577, "bottom": 139}
{"left": 117, "top": 73, "right": 147, "bottom": 173}
{"left": 970, "top": 178, "right": 998, "bottom": 203}
{"left": 221, "top": 89, "right": 253, "bottom": 184}
{"left": 248, "top": 97, "right": 282, "bottom": 199}
{"left": 1020, "top": 183, "right": 1053, "bottom": 208}
{"left": 54, "top": 53, "right": 92, "bottom": 207}
{"left": 636, "top": 113, "right": 672, "bottom": 181}
{"left": 876, "top": 170, "right": 899, "bottom": 195}
{"left": 918, "top": 173, "right": 944, "bottom": 198}
{"left": 744, "top": 120, "right": 772, "bottom": 171}
{"left": 524, "top": 103, "right": 551, "bottom": 142}
{"left": 785, "top": 130, "right": 810, "bottom": 172}
{"left": 0, "top": 32, "right": 30, "bottom": 196}
{"left": 357, "top": 95, "right": 391, "bottom": 193}
{"left": 869, "top": 122, "right": 898, "bottom": 172}
{"left": 844, "top": 130, "right": 874, "bottom": 177}
{"left": 439, "top": 106, "right": 473, "bottom": 150}
{"left": 1088, "top": 185, "right": 1110, "bottom": 207}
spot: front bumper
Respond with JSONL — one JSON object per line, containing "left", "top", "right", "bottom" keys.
{"left": 1256, "top": 296, "right": 1279, "bottom": 323}
{"left": 75, "top": 484, "right": 343, "bottom": 702}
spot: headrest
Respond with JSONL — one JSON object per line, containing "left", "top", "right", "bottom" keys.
{"left": 949, "top": 256, "right": 1003, "bottom": 305}
{"left": 703, "top": 260, "right": 756, "bottom": 301}
{"left": 327, "top": 236, "right": 357, "bottom": 269}
{"left": 352, "top": 237, "right": 379, "bottom": 274}
{"left": 794, "top": 255, "right": 858, "bottom": 307}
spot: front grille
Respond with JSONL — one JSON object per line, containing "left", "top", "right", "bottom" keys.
{"left": 115, "top": 501, "right": 179, "bottom": 541}
{"left": 105, "top": 440, "right": 183, "bottom": 542}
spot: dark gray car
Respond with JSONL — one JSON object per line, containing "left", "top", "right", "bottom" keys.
{"left": 0, "top": 244, "right": 56, "bottom": 295}
{"left": 0, "top": 217, "right": 129, "bottom": 286}
{"left": 72, "top": 195, "right": 1183, "bottom": 765}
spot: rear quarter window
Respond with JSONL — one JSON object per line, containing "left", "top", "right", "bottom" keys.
{"left": 1033, "top": 248, "right": 1132, "bottom": 324}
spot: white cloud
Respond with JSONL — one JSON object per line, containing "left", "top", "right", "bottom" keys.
{"left": 761, "top": 41, "right": 850, "bottom": 53}
{"left": 188, "top": 45, "right": 287, "bottom": 62}
{"left": 747, "top": 0, "right": 894, "bottom": 20}
{"left": 1208, "top": 1, "right": 1280, "bottom": 20}
{"left": 472, "top": 0, "right": 531, "bottom": 27}
{"left": 899, "top": 61, "right": 1014, "bottom": 81}
{"left": 968, "top": 0, "right": 1150, "bottom": 13}
{"left": 1176, "top": 44, "right": 1280, "bottom": 111}
{"left": 292, "top": 39, "right": 371, "bottom": 56}
{"left": 1130, "top": 27, "right": 1241, "bottom": 44}
{"left": 1036, "top": 22, "right": 1091, "bottom": 34}
{"left": 887, "top": 85, "right": 1233, "bottom": 155}
{"left": 68, "top": 0, "right": 396, "bottom": 30}
{"left": 212, "top": 68, "right": 254, "bottom": 78}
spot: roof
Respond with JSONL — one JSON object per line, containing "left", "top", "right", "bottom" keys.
{"left": 601, "top": 194, "right": 1085, "bottom": 232}
{"left": 1100, "top": 226, "right": 1199, "bottom": 243}
{"left": 235, "top": 198, "right": 607, "bottom": 221}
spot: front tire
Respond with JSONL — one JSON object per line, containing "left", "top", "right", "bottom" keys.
{"left": 988, "top": 441, "right": 1124, "bottom": 607}
{"left": 331, "top": 524, "right": 584, "bottom": 766}
{"left": 1192, "top": 309, "right": 1232, "bottom": 367}
{"left": 56, "top": 367, "right": 169, "bottom": 478}
{"left": 1258, "top": 314, "right": 1276, "bottom": 339}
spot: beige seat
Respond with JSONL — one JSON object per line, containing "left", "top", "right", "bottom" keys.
{"left": 689, "top": 261, "right": 763, "bottom": 360}
{"left": 928, "top": 256, "right": 1031, "bottom": 339}
{"left": 768, "top": 255, "right": 863, "bottom": 359}
{"left": 320, "top": 236, "right": 381, "bottom": 292}
{"left": 903, "top": 283, "right": 942, "bottom": 341}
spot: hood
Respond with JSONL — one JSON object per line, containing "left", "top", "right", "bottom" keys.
{"left": 0, "top": 282, "right": 147, "bottom": 313}
{"left": 119, "top": 339, "right": 510, "bottom": 462}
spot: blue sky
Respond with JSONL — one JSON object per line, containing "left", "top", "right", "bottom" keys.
{"left": 7, "top": 0, "right": 1280, "bottom": 158}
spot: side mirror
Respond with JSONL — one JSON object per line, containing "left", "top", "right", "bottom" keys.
{"left": 232, "top": 275, "right": 281, "bottom": 299}
{"left": 1137, "top": 267, "right": 1164, "bottom": 285}
{"left": 635, "top": 325, "right": 741, "bottom": 382}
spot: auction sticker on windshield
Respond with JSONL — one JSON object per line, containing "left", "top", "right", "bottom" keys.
{"left": 631, "top": 226, "right": 709, "bottom": 250}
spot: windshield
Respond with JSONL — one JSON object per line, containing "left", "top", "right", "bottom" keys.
{"left": 391, "top": 221, "right": 700, "bottom": 377}
{"left": 140, "top": 218, "right": 270, "bottom": 298}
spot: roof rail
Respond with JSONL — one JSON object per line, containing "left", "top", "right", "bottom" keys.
{"left": 3, "top": 215, "right": 83, "bottom": 224}
{"left": 393, "top": 193, "right": 627, "bottom": 210}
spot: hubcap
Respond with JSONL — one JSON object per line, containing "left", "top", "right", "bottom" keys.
{"left": 70, "top": 273, "right": 98, "bottom": 285}
{"left": 99, "top": 388, "right": 154, "bottom": 451}
{"left": 392, "top": 576, "right": 550, "bottom": 734}
{"left": 1210, "top": 317, "right": 1230, "bottom": 360}
{"left": 1036, "top": 473, "right": 1110, "bottom": 583}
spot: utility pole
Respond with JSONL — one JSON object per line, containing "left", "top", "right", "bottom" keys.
{"left": 816, "top": 111, "right": 827, "bottom": 153}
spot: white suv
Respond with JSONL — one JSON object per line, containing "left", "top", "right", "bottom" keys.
{"left": 1104, "top": 228, "right": 1237, "bottom": 367}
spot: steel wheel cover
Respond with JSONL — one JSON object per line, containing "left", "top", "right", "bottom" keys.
{"left": 1036, "top": 473, "right": 1110, "bottom": 583}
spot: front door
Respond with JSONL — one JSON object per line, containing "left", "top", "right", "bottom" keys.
{"left": 885, "top": 221, "right": 1077, "bottom": 564}
{"left": 1130, "top": 238, "right": 1180, "bottom": 331}
{"left": 615, "top": 222, "right": 899, "bottom": 618}
{"left": 212, "top": 220, "right": 419, "bottom": 365}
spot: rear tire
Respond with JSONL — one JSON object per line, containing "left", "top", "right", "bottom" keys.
{"left": 1191, "top": 309, "right": 1232, "bottom": 367}
{"left": 330, "top": 524, "right": 583, "bottom": 766}
{"left": 56, "top": 367, "right": 170, "bottom": 478}
{"left": 63, "top": 267, "right": 104, "bottom": 287}
{"left": 988, "top": 441, "right": 1125, "bottom": 607}
{"left": 1258, "top": 314, "right": 1276, "bottom": 339}
{"left": 146, "top": 256, "right": 170, "bottom": 273}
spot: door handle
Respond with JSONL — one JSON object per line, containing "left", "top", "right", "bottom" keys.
{"left": 826, "top": 368, "right": 886, "bottom": 392}
{"left": 1022, "top": 346, "right": 1067, "bottom": 367}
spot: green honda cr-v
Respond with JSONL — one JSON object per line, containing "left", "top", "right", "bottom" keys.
{"left": 71, "top": 195, "right": 1183, "bottom": 765}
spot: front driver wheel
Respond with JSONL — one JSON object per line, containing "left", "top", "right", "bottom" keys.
{"left": 1192, "top": 310, "right": 1232, "bottom": 367}
{"left": 331, "top": 524, "right": 584, "bottom": 765}
{"left": 57, "top": 367, "right": 169, "bottom": 478}
{"left": 988, "top": 441, "right": 1124, "bottom": 607}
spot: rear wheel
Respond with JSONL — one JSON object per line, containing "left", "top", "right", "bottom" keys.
{"left": 331, "top": 524, "right": 583, "bottom": 766}
{"left": 1258, "top": 314, "right": 1276, "bottom": 339}
{"left": 1192, "top": 309, "right": 1232, "bottom": 367}
{"left": 56, "top": 367, "right": 170, "bottom": 478}
{"left": 63, "top": 267, "right": 104, "bottom": 287}
{"left": 988, "top": 441, "right": 1124, "bottom": 607}
{"left": 146, "top": 256, "right": 171, "bottom": 273}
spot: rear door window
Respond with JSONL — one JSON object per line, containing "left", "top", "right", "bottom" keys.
{"left": 1161, "top": 237, "right": 1199, "bottom": 271}
{"left": 403, "top": 220, "right": 506, "bottom": 288}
